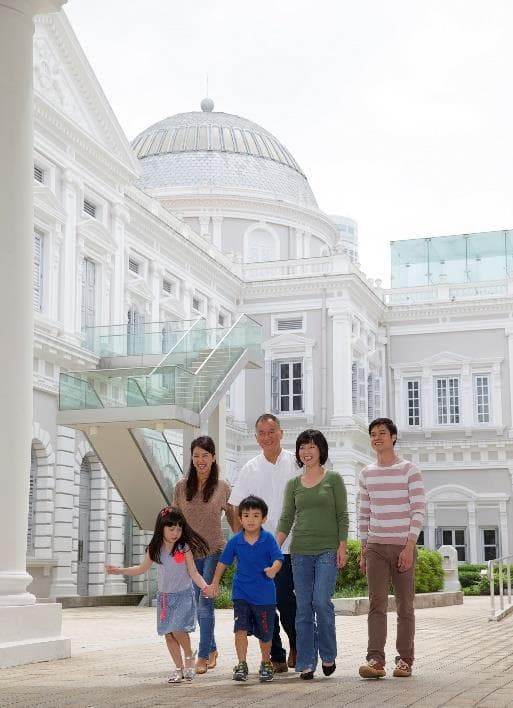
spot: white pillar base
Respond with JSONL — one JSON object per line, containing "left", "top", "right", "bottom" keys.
{"left": 0, "top": 603, "right": 70, "bottom": 668}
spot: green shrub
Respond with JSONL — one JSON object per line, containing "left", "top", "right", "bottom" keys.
{"left": 415, "top": 548, "right": 444, "bottom": 593}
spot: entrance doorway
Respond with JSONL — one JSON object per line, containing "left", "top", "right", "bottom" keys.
{"left": 77, "top": 457, "right": 92, "bottom": 595}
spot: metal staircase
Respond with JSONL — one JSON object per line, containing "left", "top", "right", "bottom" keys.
{"left": 57, "top": 315, "right": 262, "bottom": 528}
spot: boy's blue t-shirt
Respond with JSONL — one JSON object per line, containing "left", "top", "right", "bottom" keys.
{"left": 219, "top": 528, "right": 283, "bottom": 605}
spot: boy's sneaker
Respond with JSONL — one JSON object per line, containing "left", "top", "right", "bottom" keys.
{"left": 359, "top": 658, "right": 386, "bottom": 679}
{"left": 393, "top": 659, "right": 412, "bottom": 677}
{"left": 259, "top": 661, "right": 274, "bottom": 682}
{"left": 232, "top": 661, "right": 249, "bottom": 681}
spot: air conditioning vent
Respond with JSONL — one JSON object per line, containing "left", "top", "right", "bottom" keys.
{"left": 277, "top": 317, "right": 303, "bottom": 331}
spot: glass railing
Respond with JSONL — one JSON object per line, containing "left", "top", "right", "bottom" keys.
{"left": 82, "top": 319, "right": 202, "bottom": 357}
{"left": 59, "top": 315, "right": 262, "bottom": 414}
{"left": 130, "top": 428, "right": 182, "bottom": 502}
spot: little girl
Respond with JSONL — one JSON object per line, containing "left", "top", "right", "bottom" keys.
{"left": 106, "top": 506, "right": 209, "bottom": 684}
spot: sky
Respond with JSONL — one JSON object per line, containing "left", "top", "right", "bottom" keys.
{"left": 65, "top": 0, "right": 513, "bottom": 284}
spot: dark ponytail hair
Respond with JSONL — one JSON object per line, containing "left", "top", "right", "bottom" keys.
{"left": 147, "top": 506, "right": 209, "bottom": 562}
{"left": 186, "top": 435, "right": 219, "bottom": 503}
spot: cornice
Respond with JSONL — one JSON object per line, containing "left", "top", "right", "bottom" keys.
{"left": 384, "top": 297, "right": 513, "bottom": 323}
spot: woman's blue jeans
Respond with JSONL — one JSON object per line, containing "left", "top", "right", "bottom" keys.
{"left": 291, "top": 551, "right": 338, "bottom": 672}
{"left": 194, "top": 553, "right": 220, "bottom": 659}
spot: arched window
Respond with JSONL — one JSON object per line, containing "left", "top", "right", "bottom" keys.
{"left": 244, "top": 227, "right": 279, "bottom": 263}
{"left": 77, "top": 457, "right": 92, "bottom": 596}
{"left": 27, "top": 447, "right": 37, "bottom": 555}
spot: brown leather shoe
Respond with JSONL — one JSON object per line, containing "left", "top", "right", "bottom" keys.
{"left": 272, "top": 660, "right": 288, "bottom": 673}
{"left": 195, "top": 657, "right": 208, "bottom": 674}
{"left": 207, "top": 650, "right": 218, "bottom": 670}
{"left": 287, "top": 649, "right": 297, "bottom": 668}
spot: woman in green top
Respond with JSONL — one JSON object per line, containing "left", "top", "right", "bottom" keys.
{"left": 277, "top": 429, "right": 348, "bottom": 681}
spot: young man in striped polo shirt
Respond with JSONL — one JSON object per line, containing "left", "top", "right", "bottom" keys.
{"left": 358, "top": 418, "right": 425, "bottom": 679}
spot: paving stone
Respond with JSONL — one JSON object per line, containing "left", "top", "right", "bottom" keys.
{"left": 0, "top": 597, "right": 511, "bottom": 707}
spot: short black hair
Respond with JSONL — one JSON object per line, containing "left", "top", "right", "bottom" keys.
{"left": 368, "top": 417, "right": 398, "bottom": 445}
{"left": 295, "top": 429, "right": 329, "bottom": 467}
{"left": 254, "top": 413, "right": 281, "bottom": 429}
{"left": 238, "top": 495, "right": 268, "bottom": 518}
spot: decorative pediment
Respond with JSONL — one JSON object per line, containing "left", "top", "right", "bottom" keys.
{"left": 419, "top": 351, "right": 471, "bottom": 367}
{"left": 262, "top": 332, "right": 316, "bottom": 352}
{"left": 77, "top": 218, "right": 117, "bottom": 253}
{"left": 34, "top": 184, "right": 66, "bottom": 224}
{"left": 160, "top": 297, "right": 187, "bottom": 319}
{"left": 34, "top": 14, "right": 139, "bottom": 174}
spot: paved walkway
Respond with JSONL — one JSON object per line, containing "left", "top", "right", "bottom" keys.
{"left": 1, "top": 597, "right": 513, "bottom": 707}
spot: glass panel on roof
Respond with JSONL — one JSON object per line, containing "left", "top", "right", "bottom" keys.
{"left": 210, "top": 125, "right": 221, "bottom": 150}
{"left": 271, "top": 140, "right": 289, "bottom": 165}
{"left": 171, "top": 126, "right": 186, "bottom": 152}
{"left": 263, "top": 137, "right": 281, "bottom": 162}
{"left": 160, "top": 128, "right": 176, "bottom": 154}
{"left": 184, "top": 126, "right": 197, "bottom": 150}
{"left": 197, "top": 125, "right": 208, "bottom": 150}
{"left": 222, "top": 127, "right": 235, "bottom": 152}
{"left": 137, "top": 133, "right": 154, "bottom": 158}
{"left": 148, "top": 130, "right": 166, "bottom": 155}
{"left": 253, "top": 132, "right": 271, "bottom": 158}
{"left": 243, "top": 130, "right": 260, "bottom": 155}
{"left": 232, "top": 128, "right": 247, "bottom": 153}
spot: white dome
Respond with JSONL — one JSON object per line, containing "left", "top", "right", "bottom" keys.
{"left": 131, "top": 101, "right": 317, "bottom": 207}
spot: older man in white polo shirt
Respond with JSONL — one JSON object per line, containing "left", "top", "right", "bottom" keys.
{"left": 229, "top": 413, "right": 298, "bottom": 673}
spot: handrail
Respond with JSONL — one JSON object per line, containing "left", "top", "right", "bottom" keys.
{"left": 488, "top": 553, "right": 513, "bottom": 621}
{"left": 149, "top": 316, "right": 205, "bottom": 377}
{"left": 194, "top": 314, "right": 247, "bottom": 376}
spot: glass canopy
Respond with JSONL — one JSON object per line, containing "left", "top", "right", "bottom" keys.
{"left": 391, "top": 230, "right": 513, "bottom": 287}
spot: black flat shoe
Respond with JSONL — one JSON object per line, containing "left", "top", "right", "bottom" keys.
{"left": 300, "top": 670, "right": 314, "bottom": 680}
{"left": 322, "top": 662, "right": 336, "bottom": 676}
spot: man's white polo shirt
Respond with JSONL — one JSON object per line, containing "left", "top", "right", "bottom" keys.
{"left": 229, "top": 448, "right": 299, "bottom": 554}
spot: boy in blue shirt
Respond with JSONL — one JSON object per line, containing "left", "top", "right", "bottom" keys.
{"left": 207, "top": 495, "right": 283, "bottom": 682}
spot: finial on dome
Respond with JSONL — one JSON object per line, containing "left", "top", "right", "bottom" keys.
{"left": 201, "top": 97, "right": 214, "bottom": 112}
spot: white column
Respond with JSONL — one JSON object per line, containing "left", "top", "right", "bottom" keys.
{"left": 0, "top": 0, "right": 69, "bottom": 668}
{"left": 468, "top": 501, "right": 478, "bottom": 564}
{"left": 111, "top": 203, "right": 129, "bottom": 324}
{"left": 212, "top": 216, "right": 223, "bottom": 249}
{"left": 426, "top": 502, "right": 436, "bottom": 550}
{"left": 499, "top": 500, "right": 509, "bottom": 558}
{"left": 103, "top": 485, "right": 127, "bottom": 595}
{"left": 208, "top": 399, "right": 227, "bottom": 475}
{"left": 329, "top": 308, "right": 353, "bottom": 425}
{"left": 506, "top": 328, "right": 513, "bottom": 426}
{"left": 61, "top": 168, "right": 81, "bottom": 338}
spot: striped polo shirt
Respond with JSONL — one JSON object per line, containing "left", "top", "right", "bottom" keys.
{"left": 358, "top": 457, "right": 425, "bottom": 545}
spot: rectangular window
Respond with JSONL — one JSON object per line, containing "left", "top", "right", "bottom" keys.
{"left": 482, "top": 527, "right": 499, "bottom": 561}
{"left": 367, "top": 373, "right": 381, "bottom": 422}
{"left": 416, "top": 530, "right": 425, "bottom": 548}
{"left": 474, "top": 375, "right": 491, "bottom": 424}
{"left": 83, "top": 199, "right": 97, "bottom": 218}
{"left": 407, "top": 379, "right": 421, "bottom": 426}
{"left": 436, "top": 376, "right": 460, "bottom": 424}
{"left": 437, "top": 527, "right": 467, "bottom": 562}
{"left": 34, "top": 164, "right": 45, "bottom": 184}
{"left": 192, "top": 296, "right": 201, "bottom": 311}
{"left": 218, "top": 313, "right": 225, "bottom": 327}
{"left": 33, "top": 230, "right": 44, "bottom": 311}
{"left": 128, "top": 257, "right": 140, "bottom": 275}
{"left": 272, "top": 360, "right": 303, "bottom": 413}
{"left": 162, "top": 279, "right": 174, "bottom": 295}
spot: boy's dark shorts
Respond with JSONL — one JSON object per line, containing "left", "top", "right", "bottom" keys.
{"left": 233, "top": 599, "right": 276, "bottom": 642}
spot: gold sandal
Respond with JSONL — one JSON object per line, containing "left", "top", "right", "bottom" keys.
{"left": 195, "top": 657, "right": 208, "bottom": 674}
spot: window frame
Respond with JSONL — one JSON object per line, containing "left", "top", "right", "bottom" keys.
{"left": 33, "top": 229, "right": 44, "bottom": 313}
{"left": 474, "top": 373, "right": 491, "bottom": 424}
{"left": 406, "top": 378, "right": 422, "bottom": 427}
{"left": 272, "top": 358, "right": 304, "bottom": 415}
{"left": 435, "top": 375, "right": 461, "bottom": 425}
{"left": 437, "top": 526, "right": 467, "bottom": 562}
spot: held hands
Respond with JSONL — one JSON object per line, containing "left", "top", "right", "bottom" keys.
{"left": 202, "top": 584, "right": 218, "bottom": 598}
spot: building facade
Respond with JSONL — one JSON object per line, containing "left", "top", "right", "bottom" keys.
{"left": 27, "top": 11, "right": 513, "bottom": 599}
